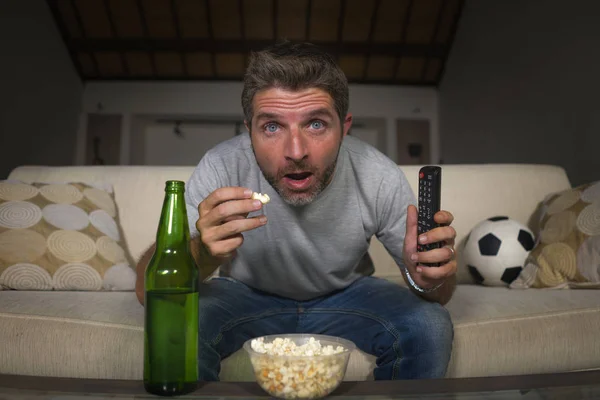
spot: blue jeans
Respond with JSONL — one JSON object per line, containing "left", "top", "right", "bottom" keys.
{"left": 198, "top": 276, "right": 453, "bottom": 380}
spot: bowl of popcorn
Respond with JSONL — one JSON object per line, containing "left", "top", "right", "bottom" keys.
{"left": 243, "top": 334, "right": 355, "bottom": 400}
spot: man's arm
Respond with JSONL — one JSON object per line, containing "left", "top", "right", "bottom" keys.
{"left": 189, "top": 235, "right": 222, "bottom": 281}
{"left": 399, "top": 206, "right": 458, "bottom": 305}
{"left": 400, "top": 271, "right": 456, "bottom": 305}
{"left": 374, "top": 168, "right": 458, "bottom": 305}
{"left": 135, "top": 236, "right": 221, "bottom": 305}
{"left": 135, "top": 243, "right": 155, "bottom": 305}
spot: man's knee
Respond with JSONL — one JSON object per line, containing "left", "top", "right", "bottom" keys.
{"left": 411, "top": 301, "right": 454, "bottom": 356}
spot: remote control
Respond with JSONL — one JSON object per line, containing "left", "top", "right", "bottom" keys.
{"left": 417, "top": 166, "right": 442, "bottom": 267}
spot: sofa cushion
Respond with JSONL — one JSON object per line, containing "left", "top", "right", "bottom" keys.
{"left": 1, "top": 282, "right": 599, "bottom": 380}
{"left": 511, "top": 180, "right": 600, "bottom": 289}
{"left": 0, "top": 180, "right": 136, "bottom": 291}
{"left": 7, "top": 166, "right": 196, "bottom": 264}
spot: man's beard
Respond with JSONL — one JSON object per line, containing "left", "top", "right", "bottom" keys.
{"left": 252, "top": 145, "right": 341, "bottom": 207}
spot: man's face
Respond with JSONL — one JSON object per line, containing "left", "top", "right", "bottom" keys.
{"left": 246, "top": 87, "right": 352, "bottom": 206}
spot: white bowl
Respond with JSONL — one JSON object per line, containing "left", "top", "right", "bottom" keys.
{"left": 243, "top": 334, "right": 355, "bottom": 400}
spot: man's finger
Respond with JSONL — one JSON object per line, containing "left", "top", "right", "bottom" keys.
{"left": 203, "top": 198, "right": 263, "bottom": 227}
{"left": 418, "top": 261, "right": 456, "bottom": 281}
{"left": 420, "top": 225, "right": 456, "bottom": 247}
{"left": 206, "top": 235, "right": 244, "bottom": 258}
{"left": 415, "top": 246, "right": 454, "bottom": 264}
{"left": 214, "top": 215, "right": 267, "bottom": 241}
{"left": 223, "top": 214, "right": 248, "bottom": 223}
{"left": 434, "top": 210, "right": 454, "bottom": 225}
{"left": 200, "top": 186, "right": 253, "bottom": 215}
{"left": 404, "top": 204, "right": 418, "bottom": 252}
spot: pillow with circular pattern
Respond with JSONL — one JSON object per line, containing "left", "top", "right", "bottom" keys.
{"left": 0, "top": 180, "right": 136, "bottom": 291}
{"left": 510, "top": 180, "right": 600, "bottom": 289}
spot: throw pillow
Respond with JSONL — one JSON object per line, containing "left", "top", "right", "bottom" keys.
{"left": 0, "top": 180, "right": 136, "bottom": 291}
{"left": 510, "top": 180, "right": 600, "bottom": 289}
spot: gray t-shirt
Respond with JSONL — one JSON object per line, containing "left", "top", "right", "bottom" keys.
{"left": 185, "top": 132, "right": 416, "bottom": 301}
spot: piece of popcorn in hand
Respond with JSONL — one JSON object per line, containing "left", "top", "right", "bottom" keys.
{"left": 252, "top": 192, "right": 270, "bottom": 204}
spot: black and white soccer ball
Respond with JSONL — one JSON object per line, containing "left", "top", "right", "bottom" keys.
{"left": 464, "top": 216, "right": 535, "bottom": 287}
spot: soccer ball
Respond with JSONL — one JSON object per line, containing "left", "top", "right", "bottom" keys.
{"left": 464, "top": 216, "right": 535, "bottom": 287}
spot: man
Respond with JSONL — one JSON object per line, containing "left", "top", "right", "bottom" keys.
{"left": 136, "top": 41, "right": 457, "bottom": 381}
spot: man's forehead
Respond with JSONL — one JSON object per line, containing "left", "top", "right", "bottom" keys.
{"left": 252, "top": 87, "right": 335, "bottom": 116}
{"left": 257, "top": 85, "right": 330, "bottom": 96}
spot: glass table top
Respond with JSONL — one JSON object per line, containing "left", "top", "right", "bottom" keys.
{"left": 1, "top": 371, "right": 599, "bottom": 400}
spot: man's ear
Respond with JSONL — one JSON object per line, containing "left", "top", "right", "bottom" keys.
{"left": 342, "top": 113, "right": 353, "bottom": 137}
{"left": 244, "top": 120, "right": 250, "bottom": 134}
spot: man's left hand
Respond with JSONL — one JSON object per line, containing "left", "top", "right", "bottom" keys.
{"left": 403, "top": 205, "right": 457, "bottom": 289}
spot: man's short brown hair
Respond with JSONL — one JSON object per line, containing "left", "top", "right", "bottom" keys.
{"left": 241, "top": 41, "right": 349, "bottom": 127}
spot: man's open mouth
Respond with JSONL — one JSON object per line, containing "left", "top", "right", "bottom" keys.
{"left": 285, "top": 172, "right": 312, "bottom": 180}
{"left": 282, "top": 172, "right": 314, "bottom": 190}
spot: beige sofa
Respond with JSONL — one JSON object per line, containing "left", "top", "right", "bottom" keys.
{"left": 1, "top": 163, "right": 599, "bottom": 381}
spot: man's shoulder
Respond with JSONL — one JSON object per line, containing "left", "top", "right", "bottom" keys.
{"left": 341, "top": 135, "right": 414, "bottom": 202}
{"left": 197, "top": 132, "right": 255, "bottom": 174}
{"left": 187, "top": 132, "right": 255, "bottom": 191}
{"left": 342, "top": 135, "right": 403, "bottom": 178}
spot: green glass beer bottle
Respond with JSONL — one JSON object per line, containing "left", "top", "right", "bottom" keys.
{"left": 144, "top": 180, "right": 199, "bottom": 396}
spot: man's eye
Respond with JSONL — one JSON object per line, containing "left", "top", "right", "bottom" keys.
{"left": 265, "top": 123, "right": 278, "bottom": 133}
{"left": 310, "top": 121, "right": 324, "bottom": 129}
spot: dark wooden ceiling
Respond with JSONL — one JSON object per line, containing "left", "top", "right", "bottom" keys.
{"left": 47, "top": 0, "right": 464, "bottom": 86}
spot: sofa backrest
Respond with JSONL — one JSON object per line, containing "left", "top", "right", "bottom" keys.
{"left": 9, "top": 164, "right": 571, "bottom": 284}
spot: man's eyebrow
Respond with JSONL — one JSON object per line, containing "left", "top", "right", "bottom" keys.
{"left": 254, "top": 109, "right": 335, "bottom": 121}
{"left": 304, "top": 108, "right": 335, "bottom": 120}
{"left": 254, "top": 112, "right": 281, "bottom": 121}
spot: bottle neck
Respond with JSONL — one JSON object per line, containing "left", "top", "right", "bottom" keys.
{"left": 155, "top": 183, "right": 190, "bottom": 250}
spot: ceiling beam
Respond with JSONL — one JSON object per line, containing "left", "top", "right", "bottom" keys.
{"left": 436, "top": 0, "right": 465, "bottom": 85}
{"left": 272, "top": 0, "right": 278, "bottom": 40}
{"left": 334, "top": 0, "right": 347, "bottom": 63}
{"left": 336, "top": 0, "right": 346, "bottom": 44}
{"left": 83, "top": 75, "right": 434, "bottom": 86}
{"left": 170, "top": 0, "right": 187, "bottom": 76}
{"left": 135, "top": 0, "right": 157, "bottom": 76}
{"left": 68, "top": 38, "right": 446, "bottom": 58}
{"left": 103, "top": 0, "right": 129, "bottom": 76}
{"left": 392, "top": 0, "right": 415, "bottom": 79}
{"left": 46, "top": 0, "right": 85, "bottom": 80}
{"left": 239, "top": 0, "right": 247, "bottom": 67}
{"left": 205, "top": 0, "right": 217, "bottom": 76}
{"left": 362, "top": 0, "right": 383, "bottom": 80}
{"left": 305, "top": 0, "right": 312, "bottom": 40}
{"left": 421, "top": 0, "right": 447, "bottom": 82}
{"left": 70, "top": 0, "right": 100, "bottom": 77}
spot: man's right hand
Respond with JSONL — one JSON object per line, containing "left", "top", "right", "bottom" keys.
{"left": 197, "top": 187, "right": 267, "bottom": 262}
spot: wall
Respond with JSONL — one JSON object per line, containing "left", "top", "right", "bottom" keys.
{"left": 82, "top": 82, "right": 438, "bottom": 166}
{"left": 0, "top": 0, "right": 83, "bottom": 179}
{"left": 144, "top": 122, "right": 238, "bottom": 166}
{"left": 86, "top": 114, "right": 122, "bottom": 165}
{"left": 439, "top": 0, "right": 600, "bottom": 186}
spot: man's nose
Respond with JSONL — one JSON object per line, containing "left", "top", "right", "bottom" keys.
{"left": 284, "top": 127, "right": 308, "bottom": 161}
